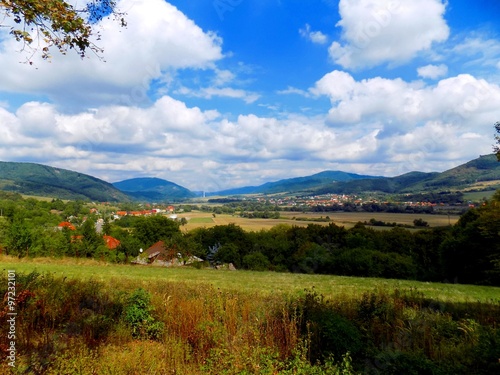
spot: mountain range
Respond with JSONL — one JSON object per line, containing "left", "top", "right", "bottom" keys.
{"left": 0, "top": 154, "right": 499, "bottom": 202}
{"left": 112, "top": 177, "right": 196, "bottom": 201}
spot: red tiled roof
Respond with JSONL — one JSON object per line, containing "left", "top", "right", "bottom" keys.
{"left": 58, "top": 222, "right": 76, "bottom": 230}
{"left": 103, "top": 235, "right": 120, "bottom": 250}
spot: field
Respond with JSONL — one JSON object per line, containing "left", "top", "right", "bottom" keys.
{"left": 179, "top": 211, "right": 460, "bottom": 231}
{"left": 1, "top": 256, "right": 497, "bottom": 303}
{"left": 1, "top": 256, "right": 499, "bottom": 374}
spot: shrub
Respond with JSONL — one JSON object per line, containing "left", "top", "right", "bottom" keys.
{"left": 243, "top": 251, "right": 271, "bottom": 271}
{"left": 296, "top": 289, "right": 363, "bottom": 362}
{"left": 122, "top": 288, "right": 164, "bottom": 340}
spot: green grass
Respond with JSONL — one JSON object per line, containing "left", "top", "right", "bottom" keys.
{"left": 463, "top": 190, "right": 497, "bottom": 202}
{"left": 179, "top": 211, "right": 461, "bottom": 232}
{"left": 2, "top": 256, "right": 498, "bottom": 304}
{"left": 188, "top": 217, "right": 214, "bottom": 223}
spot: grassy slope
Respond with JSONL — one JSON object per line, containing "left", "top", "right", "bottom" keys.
{"left": 1, "top": 256, "right": 498, "bottom": 303}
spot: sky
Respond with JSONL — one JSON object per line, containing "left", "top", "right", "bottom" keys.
{"left": 0, "top": 0, "right": 500, "bottom": 192}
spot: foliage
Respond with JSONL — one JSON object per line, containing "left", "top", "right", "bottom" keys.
{"left": 133, "top": 215, "right": 181, "bottom": 248}
{"left": 0, "top": 0, "right": 126, "bottom": 61}
{"left": 295, "top": 289, "right": 363, "bottom": 363}
{"left": 440, "top": 192, "right": 500, "bottom": 285}
{"left": 123, "top": 288, "right": 164, "bottom": 340}
{"left": 0, "top": 265, "right": 499, "bottom": 373}
{"left": 0, "top": 190, "right": 500, "bottom": 286}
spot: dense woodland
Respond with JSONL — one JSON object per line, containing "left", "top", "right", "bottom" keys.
{"left": 0, "top": 190, "right": 499, "bottom": 286}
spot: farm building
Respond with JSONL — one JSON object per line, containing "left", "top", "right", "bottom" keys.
{"left": 132, "top": 240, "right": 202, "bottom": 267}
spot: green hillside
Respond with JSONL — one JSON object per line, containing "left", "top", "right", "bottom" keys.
{"left": 314, "top": 155, "right": 500, "bottom": 195}
{"left": 0, "top": 161, "right": 130, "bottom": 202}
{"left": 213, "top": 170, "right": 379, "bottom": 195}
{"left": 113, "top": 177, "right": 196, "bottom": 201}
{"left": 418, "top": 154, "right": 500, "bottom": 190}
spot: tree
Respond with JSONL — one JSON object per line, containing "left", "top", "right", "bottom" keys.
{"left": 495, "top": 121, "right": 500, "bottom": 161}
{"left": 0, "top": 0, "right": 125, "bottom": 61}
{"left": 6, "top": 217, "right": 32, "bottom": 257}
{"left": 133, "top": 216, "right": 181, "bottom": 248}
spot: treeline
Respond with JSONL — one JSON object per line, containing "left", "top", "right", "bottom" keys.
{"left": 179, "top": 200, "right": 466, "bottom": 216}
{"left": 1, "top": 193, "right": 499, "bottom": 286}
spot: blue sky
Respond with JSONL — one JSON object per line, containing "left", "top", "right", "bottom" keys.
{"left": 0, "top": 0, "right": 499, "bottom": 191}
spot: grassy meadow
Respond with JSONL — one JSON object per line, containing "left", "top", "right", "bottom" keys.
{"left": 0, "top": 256, "right": 497, "bottom": 302}
{"left": 1, "top": 257, "right": 499, "bottom": 374}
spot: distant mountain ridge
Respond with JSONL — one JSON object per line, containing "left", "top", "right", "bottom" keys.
{"left": 1, "top": 155, "right": 499, "bottom": 201}
{"left": 211, "top": 170, "right": 380, "bottom": 196}
{"left": 312, "top": 155, "right": 500, "bottom": 195}
{"left": 0, "top": 161, "right": 129, "bottom": 202}
{"left": 112, "top": 177, "right": 196, "bottom": 201}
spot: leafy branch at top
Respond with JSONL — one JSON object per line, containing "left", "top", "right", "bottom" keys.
{"left": 0, "top": 0, "right": 126, "bottom": 62}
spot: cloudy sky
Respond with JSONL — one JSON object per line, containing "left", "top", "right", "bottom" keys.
{"left": 1, "top": 0, "right": 500, "bottom": 192}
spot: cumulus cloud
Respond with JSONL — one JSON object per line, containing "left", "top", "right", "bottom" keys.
{"left": 0, "top": 0, "right": 223, "bottom": 108}
{"left": 330, "top": 0, "right": 449, "bottom": 69}
{"left": 299, "top": 24, "right": 328, "bottom": 44}
{"left": 417, "top": 64, "right": 448, "bottom": 79}
{"left": 309, "top": 69, "right": 500, "bottom": 174}
{"left": 1, "top": 74, "right": 497, "bottom": 190}
{"left": 312, "top": 70, "right": 500, "bottom": 130}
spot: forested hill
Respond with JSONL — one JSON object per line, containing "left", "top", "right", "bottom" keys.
{"left": 212, "top": 170, "right": 379, "bottom": 196}
{"left": 208, "top": 155, "right": 500, "bottom": 196}
{"left": 113, "top": 177, "right": 196, "bottom": 201}
{"left": 313, "top": 154, "right": 500, "bottom": 195}
{"left": 0, "top": 162, "right": 130, "bottom": 202}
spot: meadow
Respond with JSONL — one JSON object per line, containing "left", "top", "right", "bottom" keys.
{"left": 179, "top": 211, "right": 460, "bottom": 231}
{"left": 1, "top": 256, "right": 498, "bottom": 302}
{"left": 1, "top": 256, "right": 499, "bottom": 374}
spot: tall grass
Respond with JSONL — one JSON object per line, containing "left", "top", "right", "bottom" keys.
{"left": 2, "top": 255, "right": 499, "bottom": 303}
{"left": 0, "top": 269, "right": 499, "bottom": 374}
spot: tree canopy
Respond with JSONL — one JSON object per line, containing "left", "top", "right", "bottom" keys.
{"left": 0, "top": 0, "right": 125, "bottom": 61}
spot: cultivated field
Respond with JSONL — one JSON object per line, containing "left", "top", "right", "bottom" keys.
{"left": 178, "top": 211, "right": 460, "bottom": 231}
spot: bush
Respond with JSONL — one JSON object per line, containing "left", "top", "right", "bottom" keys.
{"left": 243, "top": 251, "right": 271, "bottom": 271}
{"left": 122, "top": 288, "right": 164, "bottom": 340}
{"left": 296, "top": 289, "right": 363, "bottom": 363}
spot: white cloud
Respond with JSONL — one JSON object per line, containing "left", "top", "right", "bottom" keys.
{"left": 0, "top": 82, "right": 498, "bottom": 190}
{"left": 299, "top": 24, "right": 328, "bottom": 44}
{"left": 277, "top": 86, "right": 311, "bottom": 97}
{"left": 417, "top": 64, "right": 448, "bottom": 79}
{"left": 450, "top": 36, "right": 500, "bottom": 70}
{"left": 0, "top": 0, "right": 223, "bottom": 108}
{"left": 312, "top": 70, "right": 500, "bottom": 131}
{"left": 330, "top": 0, "right": 449, "bottom": 69}
{"left": 177, "top": 86, "right": 260, "bottom": 104}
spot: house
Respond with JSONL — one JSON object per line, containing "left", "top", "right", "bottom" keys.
{"left": 58, "top": 222, "right": 76, "bottom": 231}
{"left": 103, "top": 235, "right": 120, "bottom": 250}
{"left": 133, "top": 240, "right": 202, "bottom": 267}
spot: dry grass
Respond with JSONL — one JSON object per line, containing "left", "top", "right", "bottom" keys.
{"left": 178, "top": 211, "right": 460, "bottom": 231}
